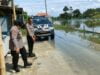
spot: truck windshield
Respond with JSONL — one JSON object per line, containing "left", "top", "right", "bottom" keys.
{"left": 33, "top": 18, "right": 51, "bottom": 25}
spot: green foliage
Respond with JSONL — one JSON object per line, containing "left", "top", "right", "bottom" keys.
{"left": 88, "top": 36, "right": 100, "bottom": 44}
{"left": 61, "top": 20, "right": 68, "bottom": 25}
{"left": 73, "top": 9, "right": 81, "bottom": 18}
{"left": 83, "top": 8, "right": 100, "bottom": 18}
{"left": 59, "top": 12, "right": 71, "bottom": 20}
{"left": 63, "top": 6, "right": 69, "bottom": 13}
{"left": 74, "top": 24, "right": 80, "bottom": 28}
{"left": 85, "top": 20, "right": 100, "bottom": 27}
{"left": 23, "top": 11, "right": 29, "bottom": 22}
{"left": 54, "top": 24, "right": 75, "bottom": 32}
{"left": 59, "top": 6, "right": 82, "bottom": 19}
{"left": 59, "top": 6, "right": 100, "bottom": 19}
{"left": 58, "top": 6, "right": 71, "bottom": 20}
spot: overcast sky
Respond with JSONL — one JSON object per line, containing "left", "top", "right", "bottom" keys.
{"left": 15, "top": 0, "right": 100, "bottom": 16}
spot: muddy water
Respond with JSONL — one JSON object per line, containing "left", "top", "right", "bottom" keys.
{"left": 48, "top": 30, "right": 100, "bottom": 75}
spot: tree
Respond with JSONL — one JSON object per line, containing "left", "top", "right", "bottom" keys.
{"left": 23, "top": 11, "right": 29, "bottom": 22}
{"left": 58, "top": 6, "right": 82, "bottom": 19}
{"left": 83, "top": 8, "right": 100, "bottom": 18}
{"left": 73, "top": 9, "right": 81, "bottom": 18}
{"left": 83, "top": 9, "right": 95, "bottom": 18}
{"left": 58, "top": 6, "right": 73, "bottom": 20}
{"left": 63, "top": 6, "right": 69, "bottom": 13}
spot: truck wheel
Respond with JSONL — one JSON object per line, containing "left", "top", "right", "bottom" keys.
{"left": 51, "top": 34, "right": 55, "bottom": 40}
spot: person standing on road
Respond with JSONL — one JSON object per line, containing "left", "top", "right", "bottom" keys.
{"left": 26, "top": 17, "right": 36, "bottom": 57}
{"left": 9, "top": 21, "right": 32, "bottom": 72}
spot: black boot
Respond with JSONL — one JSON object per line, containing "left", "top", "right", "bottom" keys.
{"left": 28, "top": 53, "right": 36, "bottom": 57}
{"left": 24, "top": 62, "right": 32, "bottom": 68}
{"left": 12, "top": 62, "right": 20, "bottom": 72}
{"left": 13, "top": 67, "right": 20, "bottom": 72}
{"left": 23, "top": 58, "right": 32, "bottom": 68}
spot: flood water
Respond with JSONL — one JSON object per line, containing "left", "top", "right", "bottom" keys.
{"left": 49, "top": 30, "right": 100, "bottom": 75}
{"left": 68, "top": 19, "right": 100, "bottom": 33}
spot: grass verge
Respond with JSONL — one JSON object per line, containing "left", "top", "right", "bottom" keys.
{"left": 54, "top": 25, "right": 76, "bottom": 32}
{"left": 88, "top": 36, "right": 100, "bottom": 44}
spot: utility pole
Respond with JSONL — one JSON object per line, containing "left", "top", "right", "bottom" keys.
{"left": 12, "top": 0, "right": 16, "bottom": 21}
{"left": 44, "top": 0, "right": 48, "bottom": 16}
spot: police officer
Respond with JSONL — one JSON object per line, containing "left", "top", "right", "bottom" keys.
{"left": 26, "top": 18, "right": 36, "bottom": 57}
{"left": 9, "top": 21, "right": 32, "bottom": 72}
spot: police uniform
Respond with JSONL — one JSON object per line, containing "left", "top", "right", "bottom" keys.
{"left": 9, "top": 25, "right": 31, "bottom": 72}
{"left": 26, "top": 23, "right": 35, "bottom": 57}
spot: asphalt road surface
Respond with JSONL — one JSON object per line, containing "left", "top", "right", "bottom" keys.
{"left": 6, "top": 30, "right": 100, "bottom": 75}
{"left": 51, "top": 30, "right": 100, "bottom": 75}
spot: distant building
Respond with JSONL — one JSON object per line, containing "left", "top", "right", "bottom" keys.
{"left": 36, "top": 12, "right": 48, "bottom": 16}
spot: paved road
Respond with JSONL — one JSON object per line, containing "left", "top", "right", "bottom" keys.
{"left": 6, "top": 30, "right": 100, "bottom": 75}
{"left": 49, "top": 30, "right": 100, "bottom": 75}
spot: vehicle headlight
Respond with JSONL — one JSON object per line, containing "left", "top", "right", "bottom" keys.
{"left": 44, "top": 24, "right": 49, "bottom": 28}
{"left": 37, "top": 25, "right": 42, "bottom": 28}
{"left": 34, "top": 28, "right": 38, "bottom": 31}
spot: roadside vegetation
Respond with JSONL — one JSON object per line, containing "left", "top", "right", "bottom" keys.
{"left": 83, "top": 8, "right": 100, "bottom": 19}
{"left": 54, "top": 24, "right": 76, "bottom": 32}
{"left": 88, "top": 36, "right": 100, "bottom": 44}
{"left": 54, "top": 24, "right": 89, "bottom": 33}
{"left": 85, "top": 20, "right": 100, "bottom": 27}
{"left": 52, "top": 6, "right": 100, "bottom": 27}
{"left": 52, "top": 6, "right": 100, "bottom": 20}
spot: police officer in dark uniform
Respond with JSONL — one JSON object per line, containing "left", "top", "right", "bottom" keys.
{"left": 26, "top": 18, "right": 36, "bottom": 57}
{"left": 9, "top": 21, "right": 32, "bottom": 72}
